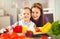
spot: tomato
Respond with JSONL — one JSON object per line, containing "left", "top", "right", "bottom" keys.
{"left": 35, "top": 27, "right": 41, "bottom": 32}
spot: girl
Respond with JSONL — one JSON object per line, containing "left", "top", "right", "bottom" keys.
{"left": 31, "top": 3, "right": 48, "bottom": 27}
{"left": 12, "top": 7, "right": 36, "bottom": 32}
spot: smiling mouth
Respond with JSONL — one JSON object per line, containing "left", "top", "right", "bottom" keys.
{"left": 24, "top": 16, "right": 28, "bottom": 18}
{"left": 33, "top": 16, "right": 37, "bottom": 18}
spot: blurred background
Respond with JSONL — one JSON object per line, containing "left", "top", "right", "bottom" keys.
{"left": 0, "top": 0, "right": 60, "bottom": 29}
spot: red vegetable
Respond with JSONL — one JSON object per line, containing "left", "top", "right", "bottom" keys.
{"left": 35, "top": 27, "right": 41, "bottom": 32}
{"left": 10, "top": 32, "right": 19, "bottom": 39}
{"left": 40, "top": 35, "right": 48, "bottom": 39}
{"left": 13, "top": 25, "right": 22, "bottom": 33}
{"left": 1, "top": 33, "right": 10, "bottom": 39}
{"left": 10, "top": 32, "right": 26, "bottom": 39}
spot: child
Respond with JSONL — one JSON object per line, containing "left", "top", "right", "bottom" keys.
{"left": 0, "top": 7, "right": 36, "bottom": 35}
{"left": 12, "top": 7, "right": 36, "bottom": 32}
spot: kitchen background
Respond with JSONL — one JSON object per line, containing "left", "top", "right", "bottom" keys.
{"left": 0, "top": 0, "right": 60, "bottom": 29}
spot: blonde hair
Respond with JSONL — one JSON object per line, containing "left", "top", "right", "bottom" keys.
{"left": 23, "top": 7, "right": 32, "bottom": 13}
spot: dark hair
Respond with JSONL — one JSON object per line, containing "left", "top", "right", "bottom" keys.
{"left": 31, "top": 3, "right": 44, "bottom": 26}
{"left": 24, "top": 7, "right": 32, "bottom": 13}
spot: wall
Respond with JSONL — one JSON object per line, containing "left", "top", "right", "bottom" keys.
{"left": 0, "top": 0, "right": 17, "bottom": 23}
{"left": 55, "top": 0, "right": 60, "bottom": 21}
{"left": 49, "top": 0, "right": 60, "bottom": 21}
{"left": 0, "top": 0, "right": 60, "bottom": 22}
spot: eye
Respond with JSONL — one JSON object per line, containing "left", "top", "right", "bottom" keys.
{"left": 23, "top": 13, "right": 26, "bottom": 15}
{"left": 36, "top": 12, "right": 38, "bottom": 14}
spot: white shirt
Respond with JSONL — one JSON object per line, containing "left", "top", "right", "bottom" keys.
{"left": 12, "top": 20, "right": 36, "bottom": 32}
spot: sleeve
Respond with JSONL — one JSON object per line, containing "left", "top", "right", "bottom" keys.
{"left": 30, "top": 22, "right": 36, "bottom": 32}
{"left": 31, "top": 22, "right": 36, "bottom": 28}
{"left": 34, "top": 23, "right": 36, "bottom": 28}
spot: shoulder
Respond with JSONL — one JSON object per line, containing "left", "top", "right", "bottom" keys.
{"left": 30, "top": 21, "right": 36, "bottom": 26}
{"left": 43, "top": 15, "right": 49, "bottom": 24}
{"left": 44, "top": 15, "right": 48, "bottom": 21}
{"left": 19, "top": 20, "right": 24, "bottom": 25}
{"left": 30, "top": 21, "right": 35, "bottom": 24}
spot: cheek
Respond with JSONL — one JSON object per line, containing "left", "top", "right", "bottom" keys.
{"left": 35, "top": 13, "right": 41, "bottom": 20}
{"left": 23, "top": 15, "right": 26, "bottom": 18}
{"left": 31, "top": 13, "right": 34, "bottom": 18}
{"left": 23, "top": 15, "right": 31, "bottom": 19}
{"left": 37, "top": 13, "right": 41, "bottom": 17}
{"left": 37, "top": 15, "right": 40, "bottom": 19}
{"left": 32, "top": 13, "right": 34, "bottom": 17}
{"left": 29, "top": 15, "right": 31, "bottom": 18}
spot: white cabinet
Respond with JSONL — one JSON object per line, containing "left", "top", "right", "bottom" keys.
{"left": 0, "top": 9, "right": 4, "bottom": 16}
{"left": 0, "top": 16, "right": 11, "bottom": 29}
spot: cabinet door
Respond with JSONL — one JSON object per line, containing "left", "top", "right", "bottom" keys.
{"left": 0, "top": 16, "right": 10, "bottom": 29}
{"left": 45, "top": 13, "right": 54, "bottom": 23}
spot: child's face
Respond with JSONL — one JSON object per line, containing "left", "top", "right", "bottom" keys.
{"left": 22, "top": 9, "right": 31, "bottom": 21}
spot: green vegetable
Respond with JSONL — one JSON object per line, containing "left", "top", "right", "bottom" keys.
{"left": 49, "top": 20, "right": 60, "bottom": 36}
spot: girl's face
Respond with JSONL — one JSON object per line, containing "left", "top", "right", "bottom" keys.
{"left": 32, "top": 7, "right": 41, "bottom": 21}
{"left": 22, "top": 9, "right": 31, "bottom": 22}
